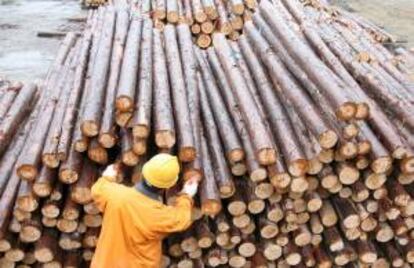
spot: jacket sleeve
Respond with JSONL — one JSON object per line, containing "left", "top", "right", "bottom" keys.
{"left": 150, "top": 194, "right": 194, "bottom": 237}
{"left": 91, "top": 176, "right": 118, "bottom": 212}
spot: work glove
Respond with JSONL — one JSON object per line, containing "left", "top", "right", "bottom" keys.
{"left": 102, "top": 164, "right": 119, "bottom": 180}
{"left": 181, "top": 178, "right": 199, "bottom": 197}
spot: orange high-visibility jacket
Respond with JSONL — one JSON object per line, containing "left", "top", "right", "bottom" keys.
{"left": 90, "top": 176, "right": 193, "bottom": 268}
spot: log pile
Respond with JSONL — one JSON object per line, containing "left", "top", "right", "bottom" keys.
{"left": 0, "top": 0, "right": 414, "bottom": 267}
{"left": 81, "top": 0, "right": 109, "bottom": 8}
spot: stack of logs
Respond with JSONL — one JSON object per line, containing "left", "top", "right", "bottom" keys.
{"left": 82, "top": 0, "right": 108, "bottom": 8}
{"left": 0, "top": 0, "right": 414, "bottom": 267}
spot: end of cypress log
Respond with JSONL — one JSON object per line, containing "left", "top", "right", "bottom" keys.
{"left": 115, "top": 96, "right": 133, "bottom": 113}
{"left": 371, "top": 156, "right": 393, "bottom": 174}
{"left": 227, "top": 149, "right": 245, "bottom": 164}
{"left": 257, "top": 148, "right": 276, "bottom": 166}
{"left": 318, "top": 130, "right": 338, "bottom": 149}
{"left": 42, "top": 154, "right": 60, "bottom": 168}
{"left": 400, "top": 156, "right": 414, "bottom": 174}
{"left": 336, "top": 102, "right": 357, "bottom": 121}
{"left": 115, "top": 111, "right": 132, "bottom": 127}
{"left": 17, "top": 165, "right": 38, "bottom": 181}
{"left": 288, "top": 159, "right": 309, "bottom": 177}
{"left": 132, "top": 125, "right": 150, "bottom": 139}
{"left": 355, "top": 102, "right": 370, "bottom": 120}
{"left": 98, "top": 133, "right": 117, "bottom": 149}
{"left": 179, "top": 147, "right": 196, "bottom": 162}
{"left": 202, "top": 200, "right": 222, "bottom": 217}
{"left": 59, "top": 169, "right": 79, "bottom": 184}
{"left": 81, "top": 120, "right": 99, "bottom": 137}
{"left": 155, "top": 130, "right": 176, "bottom": 149}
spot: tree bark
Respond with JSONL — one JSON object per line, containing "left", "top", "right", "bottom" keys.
{"left": 98, "top": 9, "right": 129, "bottom": 148}
{"left": 164, "top": 24, "right": 195, "bottom": 162}
{"left": 82, "top": 9, "right": 116, "bottom": 137}
{"left": 131, "top": 19, "right": 153, "bottom": 139}
{"left": 153, "top": 29, "right": 175, "bottom": 149}
{"left": 115, "top": 18, "right": 142, "bottom": 114}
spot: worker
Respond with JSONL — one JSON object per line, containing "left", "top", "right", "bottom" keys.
{"left": 90, "top": 153, "right": 199, "bottom": 268}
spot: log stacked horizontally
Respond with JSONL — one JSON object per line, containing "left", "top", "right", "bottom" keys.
{"left": 0, "top": 0, "right": 414, "bottom": 267}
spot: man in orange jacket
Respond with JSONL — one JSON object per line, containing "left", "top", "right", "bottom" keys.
{"left": 90, "top": 153, "right": 199, "bottom": 268}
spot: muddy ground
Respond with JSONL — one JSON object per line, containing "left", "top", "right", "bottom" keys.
{"left": 0, "top": 0, "right": 412, "bottom": 82}
{"left": 0, "top": 0, "right": 85, "bottom": 82}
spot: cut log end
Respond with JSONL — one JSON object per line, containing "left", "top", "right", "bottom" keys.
{"left": 133, "top": 125, "right": 150, "bottom": 139}
{"left": 401, "top": 156, "right": 414, "bottom": 174}
{"left": 336, "top": 102, "right": 357, "bottom": 121}
{"left": 88, "top": 146, "right": 108, "bottom": 165}
{"left": 219, "top": 23, "right": 233, "bottom": 35}
{"left": 220, "top": 185, "right": 235, "bottom": 199}
{"left": 42, "top": 154, "right": 60, "bottom": 168}
{"left": 178, "top": 147, "right": 196, "bottom": 162}
{"left": 17, "top": 197, "right": 38, "bottom": 212}
{"left": 194, "top": 12, "right": 208, "bottom": 23}
{"left": 81, "top": 121, "right": 99, "bottom": 137}
{"left": 17, "top": 165, "right": 38, "bottom": 181}
{"left": 339, "top": 142, "right": 358, "bottom": 159}
{"left": 20, "top": 226, "right": 41, "bottom": 243}
{"left": 122, "top": 151, "right": 140, "bottom": 167}
{"left": 270, "top": 173, "right": 291, "bottom": 189}
{"left": 34, "top": 248, "right": 54, "bottom": 263}
{"left": 371, "top": 156, "right": 392, "bottom": 174}
{"left": 228, "top": 149, "right": 245, "bottom": 163}
{"left": 33, "top": 183, "right": 52, "bottom": 197}
{"left": 288, "top": 159, "right": 308, "bottom": 177}
{"left": 257, "top": 148, "right": 277, "bottom": 166}
{"left": 167, "top": 12, "right": 179, "bottom": 24}
{"left": 115, "top": 96, "right": 133, "bottom": 113}
{"left": 0, "top": 240, "right": 11, "bottom": 252}
{"left": 358, "top": 141, "right": 372, "bottom": 155}
{"left": 115, "top": 112, "right": 132, "bottom": 127}
{"left": 74, "top": 139, "right": 88, "bottom": 153}
{"left": 202, "top": 201, "right": 221, "bottom": 217}
{"left": 155, "top": 130, "right": 176, "bottom": 149}
{"left": 182, "top": 169, "right": 203, "bottom": 182}
{"left": 98, "top": 133, "right": 117, "bottom": 149}
{"left": 197, "top": 34, "right": 212, "bottom": 49}
{"left": 232, "top": 4, "right": 245, "bottom": 15}
{"left": 355, "top": 102, "right": 370, "bottom": 120}
{"left": 248, "top": 199, "right": 265, "bottom": 214}
{"left": 319, "top": 130, "right": 338, "bottom": 149}
{"left": 59, "top": 169, "right": 79, "bottom": 184}
{"left": 250, "top": 168, "right": 267, "bottom": 182}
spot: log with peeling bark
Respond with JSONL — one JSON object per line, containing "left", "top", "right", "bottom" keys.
{"left": 98, "top": 9, "right": 129, "bottom": 149}
{"left": 164, "top": 24, "right": 196, "bottom": 162}
{"left": 153, "top": 29, "right": 176, "bottom": 149}
{"left": 81, "top": 10, "right": 116, "bottom": 137}
{"left": 115, "top": 18, "right": 142, "bottom": 125}
{"left": 213, "top": 33, "right": 276, "bottom": 165}
{"left": 0, "top": 83, "right": 37, "bottom": 156}
{"left": 130, "top": 19, "right": 154, "bottom": 139}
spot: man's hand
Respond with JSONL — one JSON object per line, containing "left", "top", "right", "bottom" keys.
{"left": 181, "top": 178, "right": 199, "bottom": 197}
{"left": 102, "top": 164, "right": 119, "bottom": 180}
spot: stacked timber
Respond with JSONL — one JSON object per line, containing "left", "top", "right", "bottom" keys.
{"left": 122, "top": 0, "right": 258, "bottom": 48}
{"left": 0, "top": 0, "right": 413, "bottom": 267}
{"left": 82, "top": 0, "right": 108, "bottom": 8}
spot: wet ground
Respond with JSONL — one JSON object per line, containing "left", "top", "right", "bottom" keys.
{"left": 0, "top": 0, "right": 412, "bottom": 82}
{"left": 0, "top": 0, "right": 85, "bottom": 82}
{"left": 330, "top": 0, "right": 414, "bottom": 48}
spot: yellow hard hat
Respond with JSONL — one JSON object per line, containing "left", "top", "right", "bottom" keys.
{"left": 142, "top": 154, "right": 180, "bottom": 189}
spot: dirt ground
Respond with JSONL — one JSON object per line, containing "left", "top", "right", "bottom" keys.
{"left": 0, "top": 0, "right": 412, "bottom": 83}
{"left": 0, "top": 0, "right": 85, "bottom": 83}
{"left": 330, "top": 0, "right": 414, "bottom": 48}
